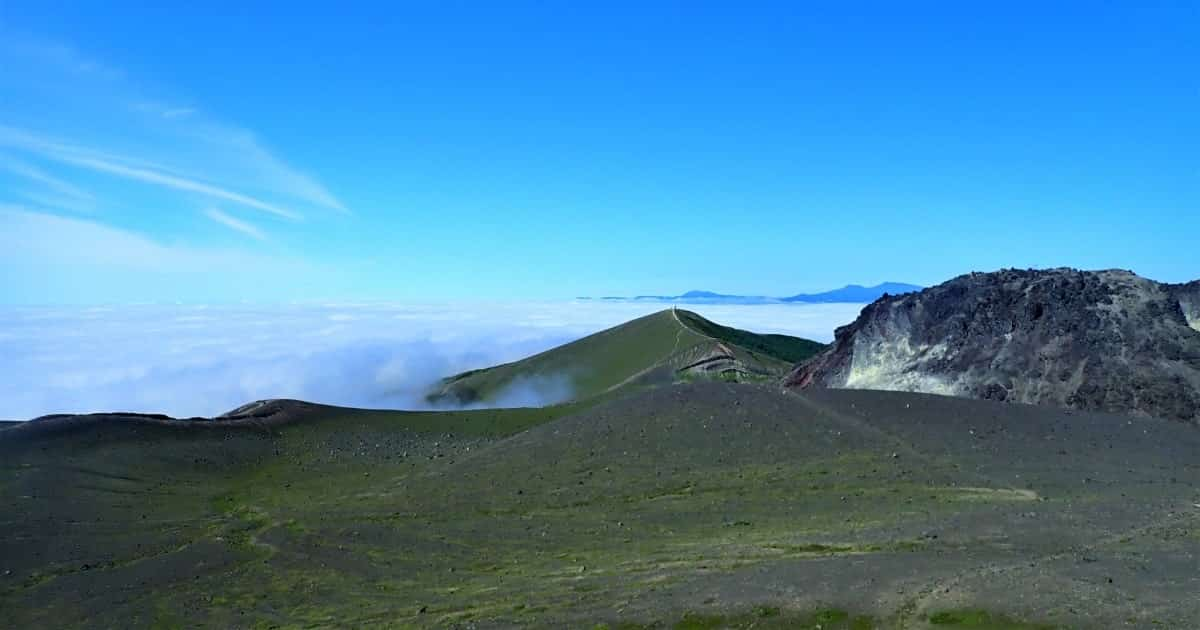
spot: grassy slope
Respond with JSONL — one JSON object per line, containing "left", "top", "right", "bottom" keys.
{"left": 4, "top": 384, "right": 1199, "bottom": 628}
{"left": 433, "top": 309, "right": 705, "bottom": 404}
{"left": 675, "top": 309, "right": 825, "bottom": 364}
{"left": 432, "top": 308, "right": 824, "bottom": 404}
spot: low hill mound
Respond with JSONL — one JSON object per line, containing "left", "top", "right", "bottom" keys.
{"left": 4, "top": 399, "right": 325, "bottom": 442}
{"left": 787, "top": 268, "right": 1200, "bottom": 422}
{"left": 428, "top": 308, "right": 823, "bottom": 405}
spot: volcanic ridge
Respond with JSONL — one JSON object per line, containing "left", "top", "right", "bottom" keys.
{"left": 788, "top": 268, "right": 1200, "bottom": 423}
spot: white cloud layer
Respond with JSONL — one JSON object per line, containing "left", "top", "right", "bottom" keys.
{"left": 0, "top": 302, "right": 862, "bottom": 420}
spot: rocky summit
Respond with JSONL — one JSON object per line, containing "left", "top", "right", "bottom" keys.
{"left": 787, "top": 268, "right": 1200, "bottom": 422}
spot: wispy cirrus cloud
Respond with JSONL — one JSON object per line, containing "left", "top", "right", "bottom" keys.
{"left": 0, "top": 32, "right": 350, "bottom": 304}
{"left": 0, "top": 153, "right": 95, "bottom": 209}
{"left": 0, "top": 33, "right": 346, "bottom": 235}
{"left": 134, "top": 102, "right": 197, "bottom": 119}
{"left": 0, "top": 125, "right": 302, "bottom": 220}
{"left": 204, "top": 207, "right": 267, "bottom": 240}
{"left": 13, "top": 190, "right": 96, "bottom": 215}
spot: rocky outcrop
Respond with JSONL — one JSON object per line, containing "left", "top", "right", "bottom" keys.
{"left": 786, "top": 269, "right": 1200, "bottom": 423}
{"left": 1171, "top": 281, "right": 1200, "bottom": 332}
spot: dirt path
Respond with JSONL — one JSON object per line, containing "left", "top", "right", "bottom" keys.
{"left": 671, "top": 306, "right": 716, "bottom": 342}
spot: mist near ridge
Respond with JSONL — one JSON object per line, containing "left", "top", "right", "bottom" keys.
{"left": 0, "top": 301, "right": 862, "bottom": 420}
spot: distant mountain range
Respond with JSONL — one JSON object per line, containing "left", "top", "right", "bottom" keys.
{"left": 579, "top": 282, "right": 922, "bottom": 304}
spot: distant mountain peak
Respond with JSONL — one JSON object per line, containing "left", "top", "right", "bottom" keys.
{"left": 782, "top": 282, "right": 923, "bottom": 303}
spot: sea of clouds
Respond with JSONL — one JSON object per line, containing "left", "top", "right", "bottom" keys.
{"left": 0, "top": 301, "right": 864, "bottom": 420}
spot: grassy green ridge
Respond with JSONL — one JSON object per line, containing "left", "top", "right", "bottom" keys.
{"left": 431, "top": 309, "right": 708, "bottom": 404}
{"left": 675, "top": 309, "right": 826, "bottom": 364}
{"left": 430, "top": 308, "right": 825, "bottom": 405}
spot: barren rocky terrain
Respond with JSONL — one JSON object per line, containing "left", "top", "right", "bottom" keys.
{"left": 4, "top": 382, "right": 1200, "bottom": 628}
{"left": 788, "top": 269, "right": 1200, "bottom": 423}
{"left": 5, "top": 293, "right": 1200, "bottom": 628}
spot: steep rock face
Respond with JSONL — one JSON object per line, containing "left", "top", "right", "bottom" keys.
{"left": 1171, "top": 280, "right": 1200, "bottom": 332}
{"left": 786, "top": 269, "right": 1200, "bottom": 422}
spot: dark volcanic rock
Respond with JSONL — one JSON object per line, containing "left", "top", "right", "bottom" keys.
{"left": 786, "top": 268, "right": 1200, "bottom": 422}
{"left": 1170, "top": 280, "right": 1200, "bottom": 332}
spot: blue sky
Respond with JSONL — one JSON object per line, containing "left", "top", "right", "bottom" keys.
{"left": 1, "top": 2, "right": 1196, "bottom": 304}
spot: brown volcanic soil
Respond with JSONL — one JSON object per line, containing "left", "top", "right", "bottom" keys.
{"left": 2, "top": 382, "right": 1200, "bottom": 628}
{"left": 788, "top": 268, "right": 1200, "bottom": 423}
